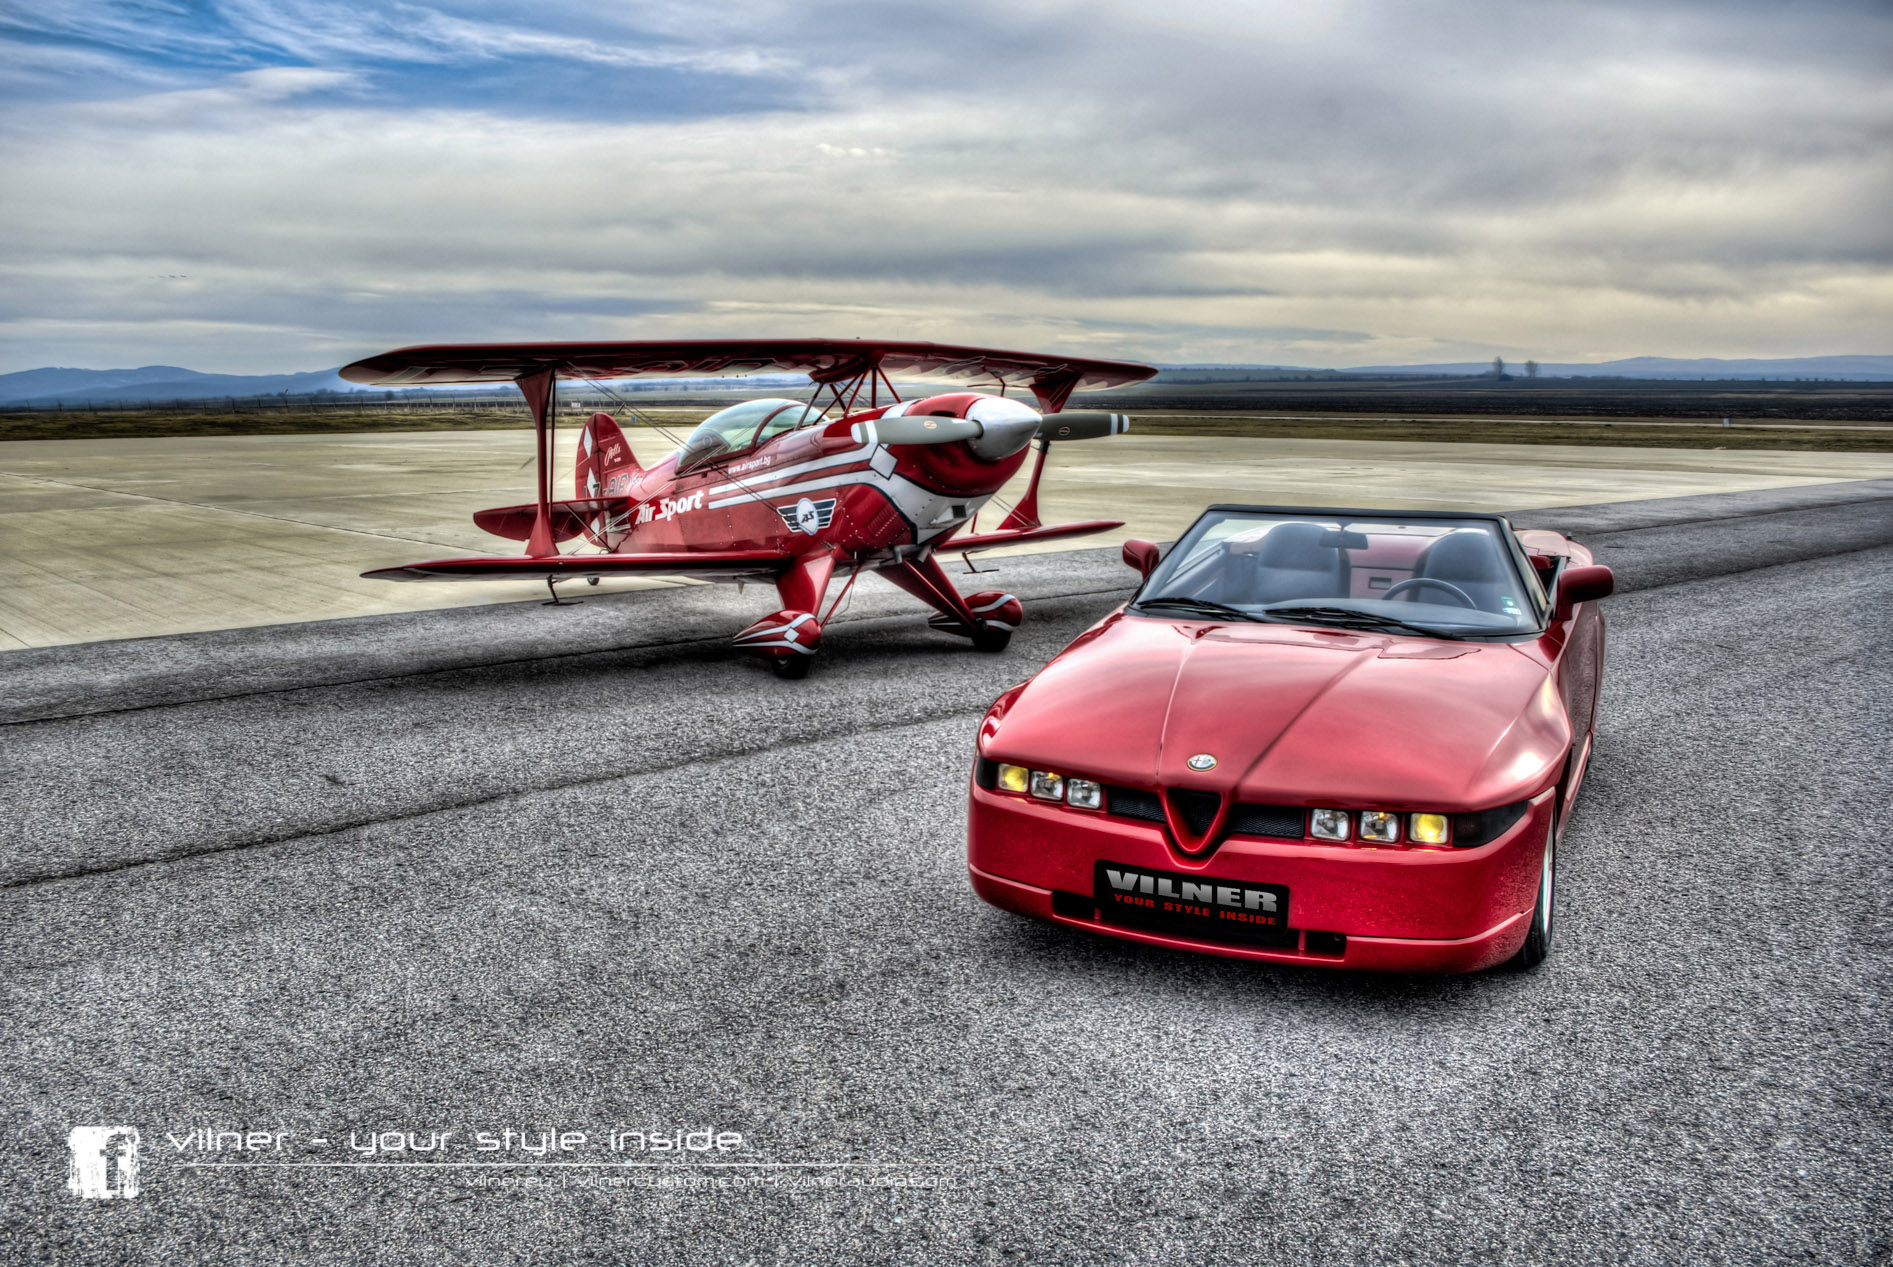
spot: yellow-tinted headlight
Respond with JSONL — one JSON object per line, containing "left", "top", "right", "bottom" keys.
{"left": 997, "top": 764, "right": 1030, "bottom": 793}
{"left": 1409, "top": 813, "right": 1450, "bottom": 846}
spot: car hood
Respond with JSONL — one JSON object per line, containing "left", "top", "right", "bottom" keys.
{"left": 983, "top": 612, "right": 1570, "bottom": 810}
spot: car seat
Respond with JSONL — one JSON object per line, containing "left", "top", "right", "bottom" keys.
{"left": 1412, "top": 532, "right": 1510, "bottom": 612}
{"left": 1227, "top": 522, "right": 1350, "bottom": 605}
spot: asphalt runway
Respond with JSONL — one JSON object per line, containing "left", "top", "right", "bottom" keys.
{"left": 3, "top": 479, "right": 1890, "bottom": 1264}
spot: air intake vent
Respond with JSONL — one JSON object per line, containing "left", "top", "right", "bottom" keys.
{"left": 1050, "top": 890, "right": 1094, "bottom": 921}
{"left": 1167, "top": 789, "right": 1222, "bottom": 838}
{"left": 1226, "top": 804, "right": 1305, "bottom": 839}
{"left": 1105, "top": 786, "right": 1166, "bottom": 822}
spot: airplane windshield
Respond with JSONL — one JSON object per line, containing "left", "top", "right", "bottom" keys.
{"left": 1133, "top": 510, "right": 1546, "bottom": 637}
{"left": 674, "top": 399, "right": 821, "bottom": 473}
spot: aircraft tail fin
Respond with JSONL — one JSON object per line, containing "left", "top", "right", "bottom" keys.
{"left": 576, "top": 413, "right": 642, "bottom": 498}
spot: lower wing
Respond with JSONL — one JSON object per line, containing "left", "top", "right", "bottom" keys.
{"left": 364, "top": 549, "right": 787, "bottom": 583}
{"left": 941, "top": 520, "right": 1124, "bottom": 555}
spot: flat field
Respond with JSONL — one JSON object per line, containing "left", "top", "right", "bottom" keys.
{"left": 5, "top": 375, "right": 1892, "bottom": 449}
{"left": 1071, "top": 374, "right": 1893, "bottom": 423}
{"left": 5, "top": 428, "right": 1893, "bottom": 648}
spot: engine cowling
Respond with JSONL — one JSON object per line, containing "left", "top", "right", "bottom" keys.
{"left": 870, "top": 393, "right": 1042, "bottom": 460}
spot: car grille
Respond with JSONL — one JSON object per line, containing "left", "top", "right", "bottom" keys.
{"left": 1226, "top": 803, "right": 1306, "bottom": 839}
{"left": 1105, "top": 787, "right": 1309, "bottom": 850}
{"left": 997, "top": 766, "right": 1501, "bottom": 853}
{"left": 1167, "top": 789, "right": 1222, "bottom": 838}
{"left": 1104, "top": 785, "right": 1165, "bottom": 822}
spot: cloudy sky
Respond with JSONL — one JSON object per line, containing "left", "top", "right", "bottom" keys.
{"left": 0, "top": 0, "right": 1887, "bottom": 373}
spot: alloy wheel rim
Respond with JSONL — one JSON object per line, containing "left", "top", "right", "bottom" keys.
{"left": 1541, "top": 838, "right": 1555, "bottom": 938}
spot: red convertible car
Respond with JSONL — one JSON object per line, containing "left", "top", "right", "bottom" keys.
{"left": 967, "top": 505, "right": 1613, "bottom": 973}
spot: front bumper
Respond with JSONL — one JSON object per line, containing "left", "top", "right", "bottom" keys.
{"left": 966, "top": 783, "right": 1554, "bottom": 974}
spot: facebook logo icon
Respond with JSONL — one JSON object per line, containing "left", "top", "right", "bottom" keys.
{"left": 67, "top": 1126, "right": 140, "bottom": 1199}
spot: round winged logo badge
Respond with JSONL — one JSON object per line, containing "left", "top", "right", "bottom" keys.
{"left": 1186, "top": 753, "right": 1217, "bottom": 771}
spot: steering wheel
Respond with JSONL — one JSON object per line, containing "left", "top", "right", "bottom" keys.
{"left": 1382, "top": 577, "right": 1477, "bottom": 608}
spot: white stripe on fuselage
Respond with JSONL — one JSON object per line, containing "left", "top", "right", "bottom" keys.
{"left": 706, "top": 467, "right": 878, "bottom": 511}
{"left": 707, "top": 467, "right": 982, "bottom": 547}
{"left": 702, "top": 426, "right": 879, "bottom": 500}
{"left": 689, "top": 421, "right": 986, "bottom": 547}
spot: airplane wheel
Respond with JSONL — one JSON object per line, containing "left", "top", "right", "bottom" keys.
{"left": 771, "top": 656, "right": 812, "bottom": 680}
{"left": 971, "top": 628, "right": 1012, "bottom": 654}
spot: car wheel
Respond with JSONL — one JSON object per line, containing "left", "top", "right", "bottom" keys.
{"left": 771, "top": 655, "right": 812, "bottom": 680}
{"left": 1509, "top": 815, "right": 1555, "bottom": 970}
{"left": 971, "top": 627, "right": 1012, "bottom": 653}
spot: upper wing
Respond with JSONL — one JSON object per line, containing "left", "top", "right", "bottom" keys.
{"left": 364, "top": 550, "right": 787, "bottom": 583}
{"left": 941, "top": 520, "right": 1125, "bottom": 555}
{"left": 339, "top": 338, "right": 1158, "bottom": 395}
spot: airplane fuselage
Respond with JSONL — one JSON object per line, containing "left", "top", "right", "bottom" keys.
{"left": 592, "top": 395, "right": 1030, "bottom": 566}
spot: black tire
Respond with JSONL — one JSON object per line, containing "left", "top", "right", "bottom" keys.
{"left": 971, "top": 627, "right": 1012, "bottom": 653}
{"left": 771, "top": 655, "right": 812, "bottom": 680}
{"left": 1508, "top": 813, "right": 1555, "bottom": 970}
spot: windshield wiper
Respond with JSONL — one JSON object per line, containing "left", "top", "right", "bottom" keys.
{"left": 1262, "top": 606, "right": 1456, "bottom": 639}
{"left": 1133, "top": 595, "right": 1261, "bottom": 622}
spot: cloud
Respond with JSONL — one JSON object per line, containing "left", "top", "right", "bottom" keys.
{"left": 0, "top": 0, "right": 1887, "bottom": 371}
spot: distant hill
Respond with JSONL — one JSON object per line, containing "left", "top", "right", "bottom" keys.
{"left": 1331, "top": 355, "right": 1893, "bottom": 381}
{"left": 0, "top": 366, "right": 825, "bottom": 405}
{"left": 0, "top": 365, "right": 362, "bottom": 405}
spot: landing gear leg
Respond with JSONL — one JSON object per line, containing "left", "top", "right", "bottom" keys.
{"left": 881, "top": 554, "right": 1023, "bottom": 652}
{"left": 732, "top": 549, "right": 837, "bottom": 679}
{"left": 542, "top": 577, "right": 582, "bottom": 606}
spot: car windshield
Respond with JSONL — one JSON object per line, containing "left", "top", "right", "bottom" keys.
{"left": 673, "top": 398, "right": 822, "bottom": 472}
{"left": 1132, "top": 510, "right": 1545, "bottom": 637}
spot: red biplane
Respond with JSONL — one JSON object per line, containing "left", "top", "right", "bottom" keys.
{"left": 339, "top": 339, "right": 1156, "bottom": 676}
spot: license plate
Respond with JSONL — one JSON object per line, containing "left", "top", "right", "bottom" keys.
{"left": 1093, "top": 861, "right": 1292, "bottom": 946}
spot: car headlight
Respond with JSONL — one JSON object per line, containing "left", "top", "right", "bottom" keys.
{"left": 1408, "top": 813, "right": 1450, "bottom": 846}
{"left": 1310, "top": 808, "right": 1351, "bottom": 841}
{"left": 990, "top": 763, "right": 1103, "bottom": 810}
{"left": 1359, "top": 810, "right": 1401, "bottom": 843}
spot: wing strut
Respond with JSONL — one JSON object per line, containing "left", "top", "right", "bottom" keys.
{"left": 1029, "top": 371, "right": 1080, "bottom": 416}
{"left": 997, "top": 437, "right": 1050, "bottom": 532}
{"left": 516, "top": 367, "right": 558, "bottom": 557}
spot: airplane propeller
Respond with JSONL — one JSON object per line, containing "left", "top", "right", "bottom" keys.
{"left": 868, "top": 409, "right": 1127, "bottom": 448}
{"left": 868, "top": 415, "right": 985, "bottom": 446}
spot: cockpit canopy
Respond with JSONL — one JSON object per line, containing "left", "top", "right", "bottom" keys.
{"left": 674, "top": 398, "right": 826, "bottom": 473}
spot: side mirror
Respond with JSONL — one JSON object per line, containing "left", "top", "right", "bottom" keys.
{"left": 1122, "top": 539, "right": 1161, "bottom": 578}
{"left": 1554, "top": 564, "right": 1614, "bottom": 621}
